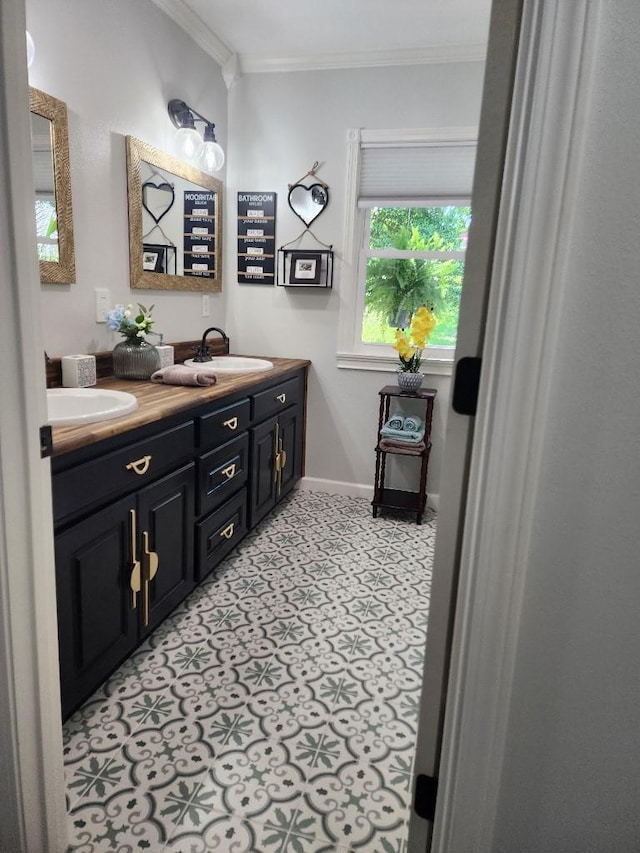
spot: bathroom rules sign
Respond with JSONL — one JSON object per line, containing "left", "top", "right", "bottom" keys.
{"left": 237, "top": 192, "right": 276, "bottom": 284}
{"left": 184, "top": 191, "right": 216, "bottom": 278}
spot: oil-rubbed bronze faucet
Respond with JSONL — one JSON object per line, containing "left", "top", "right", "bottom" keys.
{"left": 192, "top": 326, "right": 229, "bottom": 362}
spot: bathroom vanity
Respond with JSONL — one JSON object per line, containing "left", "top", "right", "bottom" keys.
{"left": 50, "top": 358, "right": 309, "bottom": 718}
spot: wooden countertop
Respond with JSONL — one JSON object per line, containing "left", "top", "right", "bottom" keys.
{"left": 51, "top": 357, "right": 310, "bottom": 457}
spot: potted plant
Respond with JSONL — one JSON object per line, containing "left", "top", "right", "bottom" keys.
{"left": 393, "top": 305, "right": 436, "bottom": 390}
{"left": 106, "top": 303, "right": 160, "bottom": 380}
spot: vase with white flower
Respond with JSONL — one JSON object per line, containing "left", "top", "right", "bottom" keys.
{"left": 106, "top": 303, "right": 160, "bottom": 380}
{"left": 393, "top": 305, "right": 436, "bottom": 391}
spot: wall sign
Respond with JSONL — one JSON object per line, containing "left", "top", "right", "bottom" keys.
{"left": 184, "top": 190, "right": 215, "bottom": 278}
{"left": 237, "top": 192, "right": 277, "bottom": 284}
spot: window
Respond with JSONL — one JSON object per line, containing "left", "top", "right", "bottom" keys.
{"left": 337, "top": 128, "right": 476, "bottom": 374}
{"left": 35, "top": 195, "right": 59, "bottom": 262}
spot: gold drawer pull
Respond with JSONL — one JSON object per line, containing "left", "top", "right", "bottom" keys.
{"left": 276, "top": 393, "right": 286, "bottom": 404}
{"left": 126, "top": 455, "right": 152, "bottom": 476}
{"left": 223, "top": 416, "right": 238, "bottom": 430}
{"left": 220, "top": 522, "right": 235, "bottom": 540}
{"left": 221, "top": 463, "right": 236, "bottom": 480}
{"left": 280, "top": 449, "right": 287, "bottom": 470}
{"left": 141, "top": 531, "right": 159, "bottom": 628}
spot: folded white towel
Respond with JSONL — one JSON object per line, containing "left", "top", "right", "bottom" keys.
{"left": 151, "top": 365, "right": 216, "bottom": 387}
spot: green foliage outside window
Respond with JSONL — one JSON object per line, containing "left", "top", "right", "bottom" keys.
{"left": 362, "top": 205, "right": 470, "bottom": 348}
{"left": 35, "top": 198, "right": 59, "bottom": 262}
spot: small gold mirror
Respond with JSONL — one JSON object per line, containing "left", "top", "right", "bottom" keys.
{"left": 29, "top": 87, "right": 76, "bottom": 284}
{"left": 126, "top": 136, "right": 223, "bottom": 292}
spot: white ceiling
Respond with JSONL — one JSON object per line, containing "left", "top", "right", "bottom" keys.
{"left": 151, "top": 0, "right": 492, "bottom": 75}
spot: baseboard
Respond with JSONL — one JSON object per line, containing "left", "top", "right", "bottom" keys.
{"left": 297, "top": 477, "right": 439, "bottom": 511}
{"left": 297, "top": 477, "right": 374, "bottom": 499}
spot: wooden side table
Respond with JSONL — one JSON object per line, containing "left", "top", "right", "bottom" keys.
{"left": 372, "top": 384, "right": 436, "bottom": 524}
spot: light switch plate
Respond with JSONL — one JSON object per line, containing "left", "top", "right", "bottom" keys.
{"left": 95, "top": 288, "right": 110, "bottom": 323}
{"left": 202, "top": 294, "right": 210, "bottom": 317}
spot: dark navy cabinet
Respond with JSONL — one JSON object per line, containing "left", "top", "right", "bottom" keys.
{"left": 52, "top": 367, "right": 307, "bottom": 718}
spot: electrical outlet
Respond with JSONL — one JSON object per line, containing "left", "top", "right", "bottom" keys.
{"left": 95, "top": 288, "right": 110, "bottom": 323}
{"left": 202, "top": 294, "right": 210, "bottom": 317}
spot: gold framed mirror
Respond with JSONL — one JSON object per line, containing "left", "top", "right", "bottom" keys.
{"left": 29, "top": 87, "right": 76, "bottom": 284}
{"left": 126, "top": 136, "right": 223, "bottom": 292}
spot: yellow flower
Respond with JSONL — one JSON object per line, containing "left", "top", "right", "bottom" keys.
{"left": 410, "top": 307, "right": 436, "bottom": 345}
{"left": 394, "top": 329, "right": 411, "bottom": 357}
{"left": 392, "top": 307, "right": 437, "bottom": 370}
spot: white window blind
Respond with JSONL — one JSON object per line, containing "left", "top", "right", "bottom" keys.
{"left": 358, "top": 142, "right": 476, "bottom": 206}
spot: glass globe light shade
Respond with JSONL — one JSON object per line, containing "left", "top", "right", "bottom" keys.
{"left": 175, "top": 126, "right": 203, "bottom": 160}
{"left": 26, "top": 31, "right": 35, "bottom": 68}
{"left": 202, "top": 140, "right": 225, "bottom": 172}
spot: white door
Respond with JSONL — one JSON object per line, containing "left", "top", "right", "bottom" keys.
{"left": 0, "top": 0, "right": 67, "bottom": 849}
{"left": 409, "top": 0, "right": 599, "bottom": 849}
{"left": 408, "top": 3, "right": 525, "bottom": 847}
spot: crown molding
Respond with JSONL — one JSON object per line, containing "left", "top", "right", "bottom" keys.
{"left": 150, "top": 1, "right": 486, "bottom": 75}
{"left": 149, "top": 0, "right": 232, "bottom": 67}
{"left": 240, "top": 43, "right": 487, "bottom": 74}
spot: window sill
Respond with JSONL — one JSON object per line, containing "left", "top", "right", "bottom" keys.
{"left": 336, "top": 351, "right": 454, "bottom": 376}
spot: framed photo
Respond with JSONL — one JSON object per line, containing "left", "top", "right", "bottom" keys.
{"left": 289, "top": 251, "right": 322, "bottom": 285}
{"left": 142, "top": 244, "right": 166, "bottom": 272}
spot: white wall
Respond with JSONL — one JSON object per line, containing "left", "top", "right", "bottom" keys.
{"left": 226, "top": 64, "right": 484, "bottom": 491}
{"left": 490, "top": 2, "right": 640, "bottom": 848}
{"left": 27, "top": 0, "right": 228, "bottom": 356}
{"left": 29, "top": 0, "right": 484, "bottom": 494}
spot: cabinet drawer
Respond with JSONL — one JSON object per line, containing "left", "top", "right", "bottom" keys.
{"left": 198, "top": 398, "right": 250, "bottom": 451}
{"left": 53, "top": 421, "right": 195, "bottom": 525}
{"left": 198, "top": 432, "right": 249, "bottom": 517}
{"left": 252, "top": 377, "right": 300, "bottom": 422}
{"left": 196, "top": 489, "right": 247, "bottom": 580}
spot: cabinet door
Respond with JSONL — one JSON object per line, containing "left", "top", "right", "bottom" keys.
{"left": 137, "top": 462, "right": 195, "bottom": 635}
{"left": 249, "top": 415, "right": 277, "bottom": 528}
{"left": 55, "top": 495, "right": 137, "bottom": 719}
{"left": 278, "top": 404, "right": 302, "bottom": 499}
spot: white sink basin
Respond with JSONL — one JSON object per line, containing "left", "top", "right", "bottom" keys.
{"left": 47, "top": 388, "right": 138, "bottom": 426}
{"left": 183, "top": 356, "right": 274, "bottom": 374}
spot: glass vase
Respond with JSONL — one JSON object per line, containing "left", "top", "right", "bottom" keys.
{"left": 396, "top": 370, "right": 424, "bottom": 392}
{"left": 112, "top": 338, "right": 160, "bottom": 380}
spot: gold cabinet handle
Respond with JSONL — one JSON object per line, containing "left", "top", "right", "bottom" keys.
{"left": 273, "top": 422, "right": 280, "bottom": 484}
{"left": 141, "top": 530, "right": 159, "bottom": 627}
{"left": 220, "top": 522, "right": 235, "bottom": 540}
{"left": 221, "top": 462, "right": 236, "bottom": 480}
{"left": 277, "top": 435, "right": 285, "bottom": 496}
{"left": 126, "top": 455, "right": 152, "bottom": 476}
{"left": 223, "top": 416, "right": 238, "bottom": 430}
{"left": 276, "top": 393, "right": 286, "bottom": 404}
{"left": 129, "top": 509, "right": 141, "bottom": 610}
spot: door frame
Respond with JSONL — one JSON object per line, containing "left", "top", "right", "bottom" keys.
{"left": 0, "top": 0, "right": 67, "bottom": 849}
{"left": 410, "top": 1, "right": 600, "bottom": 849}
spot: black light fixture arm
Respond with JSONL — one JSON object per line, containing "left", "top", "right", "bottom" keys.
{"left": 168, "top": 99, "right": 217, "bottom": 136}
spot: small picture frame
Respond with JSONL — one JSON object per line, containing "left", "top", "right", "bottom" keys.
{"left": 142, "top": 244, "right": 166, "bottom": 272}
{"left": 289, "top": 251, "right": 322, "bottom": 285}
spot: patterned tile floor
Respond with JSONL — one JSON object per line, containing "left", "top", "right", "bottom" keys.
{"left": 63, "top": 490, "right": 436, "bottom": 852}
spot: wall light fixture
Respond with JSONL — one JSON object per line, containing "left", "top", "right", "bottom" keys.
{"left": 167, "top": 99, "right": 225, "bottom": 173}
